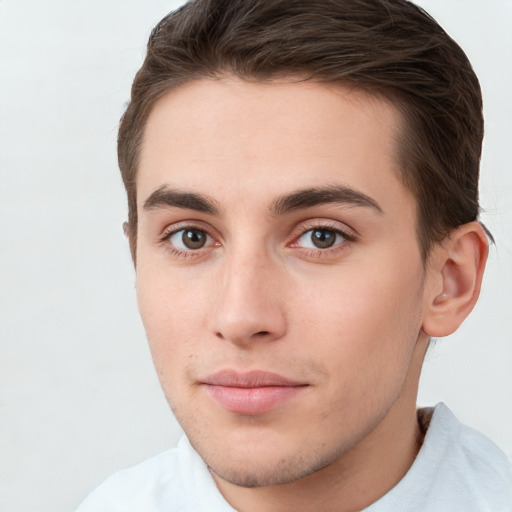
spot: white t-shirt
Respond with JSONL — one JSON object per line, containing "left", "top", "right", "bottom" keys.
{"left": 76, "top": 403, "right": 512, "bottom": 511}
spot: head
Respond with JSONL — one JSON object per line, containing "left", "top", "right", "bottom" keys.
{"left": 119, "top": 0, "right": 489, "bottom": 502}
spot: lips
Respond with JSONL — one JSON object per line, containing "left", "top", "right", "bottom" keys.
{"left": 201, "top": 370, "right": 308, "bottom": 415}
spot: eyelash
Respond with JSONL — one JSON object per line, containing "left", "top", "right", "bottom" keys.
{"left": 290, "top": 221, "right": 355, "bottom": 257}
{"left": 160, "top": 223, "right": 217, "bottom": 258}
{"left": 159, "top": 221, "right": 356, "bottom": 259}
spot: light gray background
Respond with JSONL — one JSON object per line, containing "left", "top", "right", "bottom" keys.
{"left": 1, "top": 1, "right": 511, "bottom": 511}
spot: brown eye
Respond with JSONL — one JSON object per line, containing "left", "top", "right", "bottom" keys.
{"left": 168, "top": 228, "right": 212, "bottom": 251}
{"left": 297, "top": 228, "right": 345, "bottom": 250}
{"left": 310, "top": 229, "right": 337, "bottom": 248}
{"left": 182, "top": 229, "right": 207, "bottom": 249}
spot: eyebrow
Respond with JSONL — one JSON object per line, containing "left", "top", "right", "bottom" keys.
{"left": 143, "top": 185, "right": 219, "bottom": 215}
{"left": 142, "top": 183, "right": 382, "bottom": 217}
{"left": 270, "top": 185, "right": 383, "bottom": 215}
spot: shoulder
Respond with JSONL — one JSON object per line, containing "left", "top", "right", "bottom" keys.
{"left": 366, "top": 403, "right": 512, "bottom": 512}
{"left": 447, "top": 405, "right": 512, "bottom": 502}
{"left": 431, "top": 403, "right": 512, "bottom": 473}
{"left": 414, "top": 403, "right": 512, "bottom": 510}
{"left": 75, "top": 441, "right": 187, "bottom": 512}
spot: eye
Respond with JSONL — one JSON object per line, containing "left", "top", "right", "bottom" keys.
{"left": 168, "top": 228, "right": 212, "bottom": 251}
{"left": 297, "top": 228, "right": 346, "bottom": 249}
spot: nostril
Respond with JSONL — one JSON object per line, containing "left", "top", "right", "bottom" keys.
{"left": 255, "top": 331, "right": 270, "bottom": 336}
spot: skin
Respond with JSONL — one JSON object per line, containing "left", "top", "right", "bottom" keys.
{"left": 134, "top": 78, "right": 487, "bottom": 512}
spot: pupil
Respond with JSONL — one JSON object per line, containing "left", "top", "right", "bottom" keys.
{"left": 182, "top": 229, "right": 206, "bottom": 249}
{"left": 312, "top": 229, "right": 335, "bottom": 248}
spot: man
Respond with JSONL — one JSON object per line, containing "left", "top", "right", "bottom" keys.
{"left": 77, "top": 0, "right": 512, "bottom": 510}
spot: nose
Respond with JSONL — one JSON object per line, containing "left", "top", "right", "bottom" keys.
{"left": 210, "top": 247, "right": 287, "bottom": 347}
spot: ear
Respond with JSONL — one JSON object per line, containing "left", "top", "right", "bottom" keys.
{"left": 122, "top": 221, "right": 137, "bottom": 266}
{"left": 422, "top": 222, "right": 488, "bottom": 338}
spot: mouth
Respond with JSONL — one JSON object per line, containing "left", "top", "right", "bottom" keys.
{"left": 201, "top": 369, "right": 309, "bottom": 415}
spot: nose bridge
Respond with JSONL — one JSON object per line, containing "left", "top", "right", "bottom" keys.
{"left": 211, "top": 239, "right": 286, "bottom": 345}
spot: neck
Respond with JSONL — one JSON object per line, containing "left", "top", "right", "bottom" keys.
{"left": 212, "top": 337, "right": 429, "bottom": 512}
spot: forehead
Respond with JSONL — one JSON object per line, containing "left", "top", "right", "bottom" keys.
{"left": 137, "top": 77, "right": 411, "bottom": 215}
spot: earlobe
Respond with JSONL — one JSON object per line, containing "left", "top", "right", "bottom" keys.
{"left": 422, "top": 222, "right": 488, "bottom": 338}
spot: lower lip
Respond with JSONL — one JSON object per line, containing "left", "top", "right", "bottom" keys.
{"left": 204, "top": 385, "right": 306, "bottom": 415}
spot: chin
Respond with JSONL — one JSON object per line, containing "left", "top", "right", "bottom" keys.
{"left": 201, "top": 440, "right": 342, "bottom": 488}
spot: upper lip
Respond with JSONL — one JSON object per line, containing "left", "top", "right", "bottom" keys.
{"left": 202, "top": 369, "right": 307, "bottom": 388}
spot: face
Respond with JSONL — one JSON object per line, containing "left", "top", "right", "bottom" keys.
{"left": 135, "top": 78, "right": 431, "bottom": 488}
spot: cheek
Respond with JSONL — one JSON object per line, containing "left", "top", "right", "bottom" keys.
{"left": 299, "top": 279, "right": 423, "bottom": 439}
{"left": 136, "top": 266, "right": 207, "bottom": 373}
{"left": 293, "top": 261, "right": 425, "bottom": 384}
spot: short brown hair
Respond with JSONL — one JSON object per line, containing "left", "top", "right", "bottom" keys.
{"left": 118, "top": 0, "right": 484, "bottom": 261}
